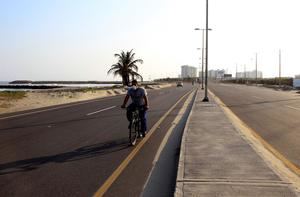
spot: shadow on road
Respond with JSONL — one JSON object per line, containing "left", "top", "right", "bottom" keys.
{"left": 0, "top": 138, "right": 129, "bottom": 175}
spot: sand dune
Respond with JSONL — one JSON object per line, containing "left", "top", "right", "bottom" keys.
{"left": 0, "top": 84, "right": 172, "bottom": 115}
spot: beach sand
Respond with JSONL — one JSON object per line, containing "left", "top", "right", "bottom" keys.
{"left": 0, "top": 84, "right": 172, "bottom": 115}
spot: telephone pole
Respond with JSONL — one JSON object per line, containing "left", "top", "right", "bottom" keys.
{"left": 235, "top": 64, "right": 238, "bottom": 83}
{"left": 255, "top": 53, "right": 258, "bottom": 85}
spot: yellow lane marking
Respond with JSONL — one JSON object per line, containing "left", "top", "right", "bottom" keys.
{"left": 93, "top": 88, "right": 196, "bottom": 197}
{"left": 209, "top": 90, "right": 300, "bottom": 189}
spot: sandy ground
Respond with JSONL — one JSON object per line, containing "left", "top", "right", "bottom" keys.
{"left": 0, "top": 84, "right": 172, "bottom": 115}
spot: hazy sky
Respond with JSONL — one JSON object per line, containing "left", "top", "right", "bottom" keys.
{"left": 1, "top": 0, "right": 300, "bottom": 81}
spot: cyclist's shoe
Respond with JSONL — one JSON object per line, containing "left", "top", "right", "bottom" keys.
{"left": 142, "top": 131, "right": 147, "bottom": 137}
{"left": 138, "top": 132, "right": 143, "bottom": 138}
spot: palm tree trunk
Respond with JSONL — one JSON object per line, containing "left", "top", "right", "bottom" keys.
{"left": 122, "top": 75, "right": 126, "bottom": 86}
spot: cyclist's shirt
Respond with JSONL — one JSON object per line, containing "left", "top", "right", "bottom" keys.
{"left": 127, "top": 87, "right": 147, "bottom": 106}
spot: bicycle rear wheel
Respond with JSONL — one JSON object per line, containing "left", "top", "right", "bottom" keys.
{"left": 129, "top": 120, "right": 138, "bottom": 146}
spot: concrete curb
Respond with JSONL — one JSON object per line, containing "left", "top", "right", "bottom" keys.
{"left": 174, "top": 88, "right": 199, "bottom": 197}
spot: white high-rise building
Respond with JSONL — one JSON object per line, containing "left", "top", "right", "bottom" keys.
{"left": 181, "top": 65, "right": 197, "bottom": 78}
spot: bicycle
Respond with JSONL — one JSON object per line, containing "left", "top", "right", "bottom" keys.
{"left": 128, "top": 107, "right": 142, "bottom": 146}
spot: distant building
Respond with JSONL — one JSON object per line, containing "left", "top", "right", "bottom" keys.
{"left": 294, "top": 74, "right": 300, "bottom": 88}
{"left": 181, "top": 65, "right": 197, "bottom": 78}
{"left": 224, "top": 74, "right": 232, "bottom": 79}
{"left": 208, "top": 69, "right": 225, "bottom": 79}
{"left": 236, "top": 70, "right": 263, "bottom": 79}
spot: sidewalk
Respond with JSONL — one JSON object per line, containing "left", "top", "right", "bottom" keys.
{"left": 175, "top": 88, "right": 299, "bottom": 197}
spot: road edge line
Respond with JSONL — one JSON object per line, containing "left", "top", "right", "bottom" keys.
{"left": 153, "top": 89, "right": 196, "bottom": 163}
{"left": 141, "top": 87, "right": 197, "bottom": 194}
{"left": 93, "top": 88, "right": 196, "bottom": 197}
{"left": 208, "top": 89, "right": 300, "bottom": 193}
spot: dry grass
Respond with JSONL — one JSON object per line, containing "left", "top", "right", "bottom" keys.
{"left": 0, "top": 91, "right": 27, "bottom": 101}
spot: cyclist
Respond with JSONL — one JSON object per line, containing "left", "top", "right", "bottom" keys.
{"left": 121, "top": 79, "right": 149, "bottom": 137}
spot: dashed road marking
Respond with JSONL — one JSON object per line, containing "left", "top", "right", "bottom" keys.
{"left": 0, "top": 98, "right": 119, "bottom": 120}
{"left": 286, "top": 105, "right": 300, "bottom": 111}
{"left": 86, "top": 106, "right": 116, "bottom": 116}
{"left": 252, "top": 96, "right": 263, "bottom": 99}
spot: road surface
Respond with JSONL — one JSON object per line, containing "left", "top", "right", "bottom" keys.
{"left": 209, "top": 82, "right": 300, "bottom": 169}
{"left": 0, "top": 84, "right": 195, "bottom": 197}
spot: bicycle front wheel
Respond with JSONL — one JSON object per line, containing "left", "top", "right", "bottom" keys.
{"left": 129, "top": 120, "right": 138, "bottom": 146}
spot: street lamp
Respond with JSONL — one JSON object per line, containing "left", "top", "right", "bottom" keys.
{"left": 195, "top": 0, "right": 210, "bottom": 102}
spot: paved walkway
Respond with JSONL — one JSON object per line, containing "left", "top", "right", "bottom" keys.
{"left": 175, "top": 88, "right": 299, "bottom": 197}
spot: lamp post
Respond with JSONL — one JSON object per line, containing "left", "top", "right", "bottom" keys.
{"left": 203, "top": 0, "right": 209, "bottom": 102}
{"left": 194, "top": 0, "right": 210, "bottom": 101}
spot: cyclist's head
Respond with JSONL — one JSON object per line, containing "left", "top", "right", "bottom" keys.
{"left": 131, "top": 79, "right": 138, "bottom": 86}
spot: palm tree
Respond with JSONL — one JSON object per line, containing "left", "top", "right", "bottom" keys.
{"left": 107, "top": 50, "right": 143, "bottom": 86}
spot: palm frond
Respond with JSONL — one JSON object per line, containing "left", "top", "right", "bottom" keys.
{"left": 107, "top": 63, "right": 122, "bottom": 74}
{"left": 107, "top": 49, "right": 144, "bottom": 85}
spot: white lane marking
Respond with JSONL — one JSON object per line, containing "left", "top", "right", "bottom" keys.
{"left": 252, "top": 96, "right": 263, "bottom": 99}
{"left": 0, "top": 96, "right": 122, "bottom": 120}
{"left": 285, "top": 105, "right": 300, "bottom": 111}
{"left": 86, "top": 106, "right": 116, "bottom": 116}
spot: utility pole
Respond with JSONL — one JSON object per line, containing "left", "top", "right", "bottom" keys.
{"left": 279, "top": 49, "right": 281, "bottom": 87}
{"left": 244, "top": 65, "right": 246, "bottom": 79}
{"left": 255, "top": 53, "right": 258, "bottom": 85}
{"left": 195, "top": 29, "right": 211, "bottom": 89}
{"left": 201, "top": 30, "right": 205, "bottom": 89}
{"left": 235, "top": 64, "right": 238, "bottom": 83}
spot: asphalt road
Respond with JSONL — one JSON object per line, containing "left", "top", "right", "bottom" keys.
{"left": 0, "top": 84, "right": 195, "bottom": 197}
{"left": 209, "top": 82, "right": 300, "bottom": 168}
